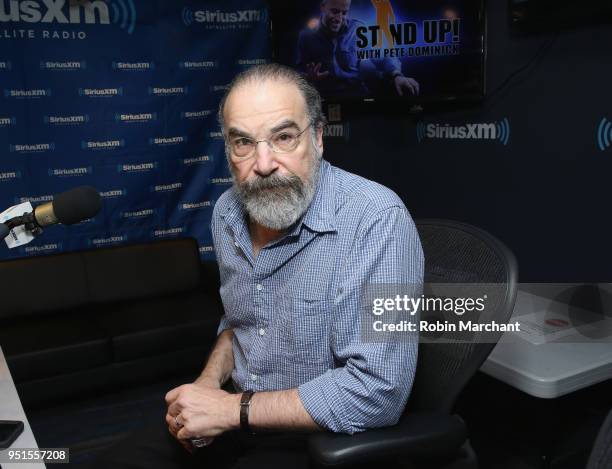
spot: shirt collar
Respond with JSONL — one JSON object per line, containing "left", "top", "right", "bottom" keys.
{"left": 221, "top": 159, "right": 337, "bottom": 238}
{"left": 300, "top": 158, "right": 336, "bottom": 234}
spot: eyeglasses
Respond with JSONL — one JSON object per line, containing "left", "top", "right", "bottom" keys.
{"left": 227, "top": 123, "right": 312, "bottom": 160}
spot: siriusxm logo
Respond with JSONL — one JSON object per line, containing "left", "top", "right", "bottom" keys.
{"left": 18, "top": 194, "right": 53, "bottom": 204}
{"left": 0, "top": 61, "right": 12, "bottom": 70}
{"left": 0, "top": 116, "right": 16, "bottom": 126}
{"left": 180, "top": 200, "right": 212, "bottom": 210}
{"left": 10, "top": 143, "right": 55, "bottom": 153}
{"left": 149, "top": 136, "right": 186, "bottom": 146}
{"left": 237, "top": 58, "right": 267, "bottom": 67}
{"left": 416, "top": 118, "right": 511, "bottom": 146}
{"left": 0, "top": 0, "right": 108, "bottom": 23}
{"left": 209, "top": 84, "right": 229, "bottom": 93}
{"left": 148, "top": 86, "right": 188, "bottom": 96}
{"left": 4, "top": 88, "right": 51, "bottom": 98}
{"left": 24, "top": 243, "right": 62, "bottom": 254}
{"left": 0, "top": 0, "right": 137, "bottom": 34}
{"left": 81, "top": 139, "right": 125, "bottom": 150}
{"left": 0, "top": 170, "right": 20, "bottom": 181}
{"left": 152, "top": 182, "right": 182, "bottom": 193}
{"left": 79, "top": 87, "right": 123, "bottom": 97}
{"left": 91, "top": 235, "right": 126, "bottom": 247}
{"left": 179, "top": 60, "right": 217, "bottom": 70}
{"left": 115, "top": 112, "right": 156, "bottom": 123}
{"left": 40, "top": 60, "right": 86, "bottom": 70}
{"left": 44, "top": 114, "right": 89, "bottom": 124}
{"left": 199, "top": 245, "right": 214, "bottom": 254}
{"left": 118, "top": 162, "right": 157, "bottom": 173}
{"left": 112, "top": 61, "right": 154, "bottom": 70}
{"left": 210, "top": 177, "right": 232, "bottom": 185}
{"left": 209, "top": 131, "right": 224, "bottom": 139}
{"left": 153, "top": 227, "right": 184, "bottom": 238}
{"left": 182, "top": 155, "right": 211, "bottom": 165}
{"left": 48, "top": 166, "right": 92, "bottom": 177}
{"left": 597, "top": 117, "right": 612, "bottom": 152}
{"left": 121, "top": 208, "right": 154, "bottom": 218}
{"left": 181, "top": 110, "right": 213, "bottom": 120}
{"left": 323, "top": 123, "right": 350, "bottom": 141}
{"left": 100, "top": 188, "right": 127, "bottom": 198}
{"left": 181, "top": 8, "right": 266, "bottom": 26}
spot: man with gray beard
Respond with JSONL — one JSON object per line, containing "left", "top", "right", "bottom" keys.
{"left": 92, "top": 63, "right": 423, "bottom": 469}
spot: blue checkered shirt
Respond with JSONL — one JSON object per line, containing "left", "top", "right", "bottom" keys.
{"left": 211, "top": 159, "right": 423, "bottom": 434}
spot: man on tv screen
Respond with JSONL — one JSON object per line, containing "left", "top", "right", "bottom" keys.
{"left": 297, "top": 0, "right": 420, "bottom": 98}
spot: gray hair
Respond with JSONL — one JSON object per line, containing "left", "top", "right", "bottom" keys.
{"left": 217, "top": 63, "right": 327, "bottom": 134}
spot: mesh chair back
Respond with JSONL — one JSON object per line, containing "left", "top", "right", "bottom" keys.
{"left": 586, "top": 409, "right": 612, "bottom": 469}
{"left": 407, "top": 220, "right": 518, "bottom": 413}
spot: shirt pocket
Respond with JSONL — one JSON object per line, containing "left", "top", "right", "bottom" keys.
{"left": 276, "top": 295, "right": 331, "bottom": 365}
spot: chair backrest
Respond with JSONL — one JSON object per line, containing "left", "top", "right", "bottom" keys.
{"left": 407, "top": 219, "right": 518, "bottom": 413}
{"left": 586, "top": 409, "right": 612, "bottom": 469}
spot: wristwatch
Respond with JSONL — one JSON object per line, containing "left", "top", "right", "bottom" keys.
{"left": 240, "top": 390, "right": 256, "bottom": 434}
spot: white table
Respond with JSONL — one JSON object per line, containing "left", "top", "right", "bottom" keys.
{"left": 481, "top": 285, "right": 612, "bottom": 398}
{"left": 0, "top": 346, "right": 46, "bottom": 469}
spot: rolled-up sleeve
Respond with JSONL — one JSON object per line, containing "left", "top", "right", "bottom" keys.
{"left": 298, "top": 205, "right": 423, "bottom": 434}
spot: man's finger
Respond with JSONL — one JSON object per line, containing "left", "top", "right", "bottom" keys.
{"left": 165, "top": 385, "right": 184, "bottom": 405}
{"left": 177, "top": 426, "right": 192, "bottom": 441}
{"left": 408, "top": 78, "right": 420, "bottom": 94}
{"left": 167, "top": 400, "right": 182, "bottom": 418}
{"left": 395, "top": 80, "right": 403, "bottom": 96}
{"left": 318, "top": 71, "right": 330, "bottom": 78}
{"left": 402, "top": 80, "right": 417, "bottom": 96}
{"left": 166, "top": 412, "right": 182, "bottom": 432}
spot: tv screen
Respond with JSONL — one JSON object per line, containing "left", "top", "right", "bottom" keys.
{"left": 270, "top": 0, "right": 486, "bottom": 104}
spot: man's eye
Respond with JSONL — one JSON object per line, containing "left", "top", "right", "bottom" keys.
{"left": 234, "top": 138, "right": 253, "bottom": 147}
{"left": 275, "top": 133, "right": 295, "bottom": 142}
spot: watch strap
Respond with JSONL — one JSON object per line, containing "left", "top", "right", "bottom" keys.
{"left": 239, "top": 390, "right": 255, "bottom": 434}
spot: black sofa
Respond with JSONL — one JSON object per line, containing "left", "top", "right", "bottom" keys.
{"left": 0, "top": 238, "right": 223, "bottom": 461}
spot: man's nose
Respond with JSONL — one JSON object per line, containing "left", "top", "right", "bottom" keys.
{"left": 253, "top": 141, "right": 277, "bottom": 175}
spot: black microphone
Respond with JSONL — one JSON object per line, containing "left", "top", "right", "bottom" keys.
{"left": 5, "top": 186, "right": 102, "bottom": 234}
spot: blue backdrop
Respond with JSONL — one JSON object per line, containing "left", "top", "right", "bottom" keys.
{"left": 0, "top": 0, "right": 270, "bottom": 260}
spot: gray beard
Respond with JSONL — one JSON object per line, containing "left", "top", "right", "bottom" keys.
{"left": 232, "top": 154, "right": 321, "bottom": 231}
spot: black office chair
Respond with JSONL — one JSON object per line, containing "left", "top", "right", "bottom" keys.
{"left": 586, "top": 409, "right": 612, "bottom": 469}
{"left": 308, "top": 219, "right": 518, "bottom": 468}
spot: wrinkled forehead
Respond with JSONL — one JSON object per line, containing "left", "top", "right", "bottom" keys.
{"left": 223, "top": 78, "right": 308, "bottom": 132}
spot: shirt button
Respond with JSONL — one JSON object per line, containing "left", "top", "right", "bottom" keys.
{"left": 234, "top": 241, "right": 239, "bottom": 247}
{"left": 258, "top": 328, "right": 266, "bottom": 336}
{"left": 250, "top": 374, "right": 258, "bottom": 381}
{"left": 256, "top": 283, "right": 263, "bottom": 291}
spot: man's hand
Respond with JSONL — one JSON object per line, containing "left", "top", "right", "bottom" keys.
{"left": 394, "top": 75, "right": 420, "bottom": 96}
{"left": 306, "top": 62, "right": 330, "bottom": 81}
{"left": 165, "top": 384, "right": 240, "bottom": 441}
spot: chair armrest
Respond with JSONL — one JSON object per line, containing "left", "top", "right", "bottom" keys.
{"left": 308, "top": 412, "right": 467, "bottom": 467}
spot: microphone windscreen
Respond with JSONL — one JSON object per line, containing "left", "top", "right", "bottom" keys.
{"left": 52, "top": 186, "right": 102, "bottom": 225}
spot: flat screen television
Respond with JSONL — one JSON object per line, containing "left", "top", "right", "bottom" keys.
{"left": 269, "top": 0, "right": 486, "bottom": 105}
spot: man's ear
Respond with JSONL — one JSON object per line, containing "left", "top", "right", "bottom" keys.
{"left": 317, "top": 125, "right": 324, "bottom": 153}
